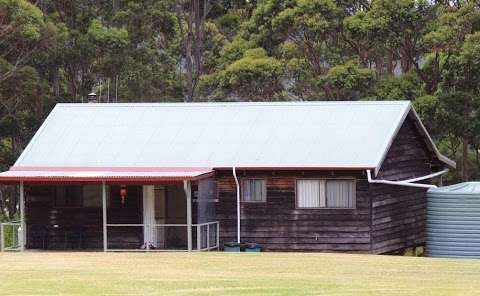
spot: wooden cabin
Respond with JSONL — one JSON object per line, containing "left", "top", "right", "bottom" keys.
{"left": 0, "top": 101, "right": 455, "bottom": 253}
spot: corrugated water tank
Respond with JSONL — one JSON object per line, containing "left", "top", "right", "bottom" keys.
{"left": 427, "top": 182, "right": 480, "bottom": 258}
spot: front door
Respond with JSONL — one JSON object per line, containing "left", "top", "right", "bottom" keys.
{"left": 108, "top": 185, "right": 142, "bottom": 249}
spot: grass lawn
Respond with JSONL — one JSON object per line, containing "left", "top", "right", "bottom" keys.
{"left": 0, "top": 252, "right": 479, "bottom": 295}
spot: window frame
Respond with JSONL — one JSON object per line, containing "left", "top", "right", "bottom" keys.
{"left": 295, "top": 177, "right": 356, "bottom": 209}
{"left": 241, "top": 178, "right": 267, "bottom": 203}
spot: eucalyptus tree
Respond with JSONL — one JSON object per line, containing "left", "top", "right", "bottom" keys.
{"left": 417, "top": 3, "right": 480, "bottom": 180}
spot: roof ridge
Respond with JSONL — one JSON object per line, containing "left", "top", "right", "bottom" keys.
{"left": 56, "top": 101, "right": 411, "bottom": 107}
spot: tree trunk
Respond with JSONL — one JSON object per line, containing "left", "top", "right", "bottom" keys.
{"left": 176, "top": 0, "right": 209, "bottom": 102}
{"left": 462, "top": 136, "right": 469, "bottom": 181}
{"left": 462, "top": 98, "right": 471, "bottom": 181}
{"left": 184, "top": 0, "right": 195, "bottom": 102}
{"left": 386, "top": 50, "right": 394, "bottom": 76}
{"left": 475, "top": 148, "right": 480, "bottom": 176}
{"left": 52, "top": 69, "right": 60, "bottom": 97}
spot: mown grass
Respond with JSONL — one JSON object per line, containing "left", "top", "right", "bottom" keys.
{"left": 0, "top": 252, "right": 479, "bottom": 295}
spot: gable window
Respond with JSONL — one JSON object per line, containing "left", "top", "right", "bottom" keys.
{"left": 296, "top": 179, "right": 355, "bottom": 209}
{"left": 242, "top": 179, "right": 266, "bottom": 202}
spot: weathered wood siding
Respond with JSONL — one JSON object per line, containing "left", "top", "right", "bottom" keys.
{"left": 215, "top": 171, "right": 372, "bottom": 252}
{"left": 370, "top": 113, "right": 443, "bottom": 254}
{"left": 215, "top": 113, "right": 446, "bottom": 253}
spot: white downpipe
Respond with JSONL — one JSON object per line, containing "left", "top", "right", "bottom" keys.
{"left": 233, "top": 166, "right": 241, "bottom": 244}
{"left": 401, "top": 169, "right": 449, "bottom": 183}
{"left": 19, "top": 181, "right": 25, "bottom": 251}
{"left": 366, "top": 169, "right": 448, "bottom": 189}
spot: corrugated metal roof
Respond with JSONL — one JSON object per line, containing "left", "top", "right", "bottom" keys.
{"left": 9, "top": 101, "right": 452, "bottom": 174}
{"left": 0, "top": 167, "right": 212, "bottom": 182}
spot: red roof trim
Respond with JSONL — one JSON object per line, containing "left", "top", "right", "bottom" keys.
{"left": 10, "top": 166, "right": 213, "bottom": 172}
{"left": 213, "top": 166, "right": 374, "bottom": 170}
{"left": 0, "top": 166, "right": 215, "bottom": 183}
{"left": 1, "top": 165, "right": 374, "bottom": 184}
{"left": 0, "top": 176, "right": 198, "bottom": 182}
{"left": 10, "top": 165, "right": 373, "bottom": 171}
{"left": 0, "top": 173, "right": 215, "bottom": 183}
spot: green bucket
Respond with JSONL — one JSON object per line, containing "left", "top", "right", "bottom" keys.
{"left": 245, "top": 243, "right": 261, "bottom": 252}
{"left": 224, "top": 242, "right": 240, "bottom": 252}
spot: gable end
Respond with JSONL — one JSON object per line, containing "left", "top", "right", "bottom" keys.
{"left": 377, "top": 114, "right": 446, "bottom": 180}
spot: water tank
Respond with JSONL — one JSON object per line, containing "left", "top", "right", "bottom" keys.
{"left": 427, "top": 182, "right": 480, "bottom": 258}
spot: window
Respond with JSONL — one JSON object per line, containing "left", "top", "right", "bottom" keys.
{"left": 242, "top": 179, "right": 266, "bottom": 202}
{"left": 297, "top": 179, "right": 355, "bottom": 209}
{"left": 326, "top": 180, "right": 355, "bottom": 208}
{"left": 297, "top": 179, "right": 325, "bottom": 208}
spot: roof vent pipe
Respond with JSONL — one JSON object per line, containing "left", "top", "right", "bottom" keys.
{"left": 87, "top": 92, "right": 97, "bottom": 103}
{"left": 233, "top": 166, "right": 241, "bottom": 244}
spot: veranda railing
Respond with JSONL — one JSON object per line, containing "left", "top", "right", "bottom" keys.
{"left": 0, "top": 221, "right": 22, "bottom": 252}
{"left": 106, "top": 221, "right": 219, "bottom": 252}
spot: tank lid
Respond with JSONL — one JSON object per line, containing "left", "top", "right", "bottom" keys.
{"left": 428, "top": 182, "right": 480, "bottom": 194}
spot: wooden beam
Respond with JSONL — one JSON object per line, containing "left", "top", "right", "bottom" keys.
{"left": 102, "top": 181, "right": 107, "bottom": 252}
{"left": 19, "top": 181, "right": 25, "bottom": 251}
{"left": 184, "top": 180, "right": 192, "bottom": 252}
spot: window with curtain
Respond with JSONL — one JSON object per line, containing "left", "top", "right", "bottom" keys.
{"left": 242, "top": 179, "right": 266, "bottom": 202}
{"left": 297, "top": 179, "right": 355, "bottom": 209}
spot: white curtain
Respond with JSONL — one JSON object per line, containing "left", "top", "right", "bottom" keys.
{"left": 143, "top": 185, "right": 157, "bottom": 248}
{"left": 242, "top": 179, "right": 266, "bottom": 201}
{"left": 326, "top": 180, "right": 354, "bottom": 208}
{"left": 297, "top": 180, "right": 325, "bottom": 208}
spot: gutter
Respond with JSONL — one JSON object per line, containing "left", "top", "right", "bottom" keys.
{"left": 366, "top": 169, "right": 449, "bottom": 189}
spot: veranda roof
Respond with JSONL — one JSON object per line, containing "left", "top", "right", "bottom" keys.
{"left": 0, "top": 166, "right": 213, "bottom": 183}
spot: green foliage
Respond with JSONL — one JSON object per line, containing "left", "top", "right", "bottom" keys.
{"left": 202, "top": 22, "right": 228, "bottom": 74}
{"left": 0, "top": 0, "right": 44, "bottom": 40}
{"left": 202, "top": 48, "right": 285, "bottom": 100}
{"left": 424, "top": 3, "right": 480, "bottom": 53}
{"left": 374, "top": 73, "right": 424, "bottom": 101}
{"left": 272, "top": 0, "right": 340, "bottom": 36}
{"left": 414, "top": 95, "right": 440, "bottom": 133}
{"left": 87, "top": 20, "right": 129, "bottom": 51}
{"left": 317, "top": 61, "right": 375, "bottom": 100}
{"left": 216, "top": 11, "right": 242, "bottom": 37}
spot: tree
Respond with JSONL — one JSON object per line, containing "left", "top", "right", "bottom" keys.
{"left": 201, "top": 48, "right": 285, "bottom": 100}
{"left": 111, "top": 0, "right": 180, "bottom": 101}
{"left": 374, "top": 73, "right": 424, "bottom": 101}
{"left": 0, "top": 0, "right": 57, "bottom": 220}
{"left": 345, "top": 0, "right": 437, "bottom": 81}
{"left": 0, "top": 64, "right": 42, "bottom": 220}
{"left": 175, "top": 0, "right": 214, "bottom": 102}
{"left": 242, "top": 0, "right": 345, "bottom": 98}
{"left": 317, "top": 60, "right": 375, "bottom": 100}
{"left": 0, "top": 0, "right": 56, "bottom": 82}
{"left": 419, "top": 2, "right": 480, "bottom": 95}
{"left": 437, "top": 33, "right": 480, "bottom": 181}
